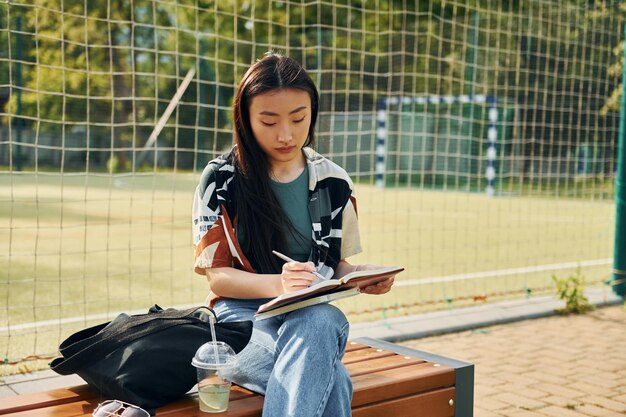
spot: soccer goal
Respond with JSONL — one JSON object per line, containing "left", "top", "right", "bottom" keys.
{"left": 375, "top": 94, "right": 515, "bottom": 195}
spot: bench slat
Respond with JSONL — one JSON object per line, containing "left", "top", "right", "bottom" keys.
{"left": 352, "top": 362, "right": 454, "bottom": 407}
{"left": 157, "top": 396, "right": 264, "bottom": 417}
{"left": 346, "top": 354, "right": 425, "bottom": 378}
{"left": 0, "top": 386, "right": 97, "bottom": 415}
{"left": 156, "top": 386, "right": 258, "bottom": 417}
{"left": 353, "top": 387, "right": 456, "bottom": 417}
{"left": 345, "top": 342, "right": 370, "bottom": 352}
{"left": 0, "top": 399, "right": 97, "bottom": 417}
{"left": 343, "top": 347, "right": 395, "bottom": 364}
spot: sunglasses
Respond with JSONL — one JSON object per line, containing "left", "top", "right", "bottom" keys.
{"left": 92, "top": 400, "right": 150, "bottom": 417}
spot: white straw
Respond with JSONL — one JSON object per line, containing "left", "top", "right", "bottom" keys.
{"left": 208, "top": 314, "right": 220, "bottom": 367}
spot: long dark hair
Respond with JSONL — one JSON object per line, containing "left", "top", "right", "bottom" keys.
{"left": 232, "top": 52, "right": 319, "bottom": 274}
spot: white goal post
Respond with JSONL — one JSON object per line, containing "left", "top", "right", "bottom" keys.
{"left": 376, "top": 94, "right": 499, "bottom": 196}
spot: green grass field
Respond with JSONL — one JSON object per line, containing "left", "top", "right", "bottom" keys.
{"left": 0, "top": 172, "right": 615, "bottom": 367}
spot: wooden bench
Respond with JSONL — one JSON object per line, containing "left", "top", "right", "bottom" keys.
{"left": 0, "top": 337, "right": 474, "bottom": 417}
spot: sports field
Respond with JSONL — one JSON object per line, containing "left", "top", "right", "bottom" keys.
{"left": 0, "top": 172, "right": 615, "bottom": 361}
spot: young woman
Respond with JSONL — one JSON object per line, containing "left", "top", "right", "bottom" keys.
{"left": 192, "top": 52, "right": 397, "bottom": 417}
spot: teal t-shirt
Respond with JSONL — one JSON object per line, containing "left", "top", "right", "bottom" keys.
{"left": 270, "top": 166, "right": 312, "bottom": 262}
{"left": 235, "top": 166, "right": 313, "bottom": 263}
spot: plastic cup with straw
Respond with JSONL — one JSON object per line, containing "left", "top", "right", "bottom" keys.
{"left": 192, "top": 315, "right": 237, "bottom": 413}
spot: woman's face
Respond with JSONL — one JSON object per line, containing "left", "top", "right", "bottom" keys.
{"left": 248, "top": 88, "right": 312, "bottom": 169}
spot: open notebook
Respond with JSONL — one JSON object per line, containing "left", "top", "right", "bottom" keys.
{"left": 254, "top": 265, "right": 404, "bottom": 321}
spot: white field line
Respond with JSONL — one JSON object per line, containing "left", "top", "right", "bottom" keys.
{"left": 395, "top": 258, "right": 613, "bottom": 287}
{"left": 0, "top": 258, "right": 613, "bottom": 333}
{"left": 0, "top": 303, "right": 199, "bottom": 333}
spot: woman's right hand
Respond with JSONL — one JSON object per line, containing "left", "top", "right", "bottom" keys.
{"left": 280, "top": 261, "right": 319, "bottom": 293}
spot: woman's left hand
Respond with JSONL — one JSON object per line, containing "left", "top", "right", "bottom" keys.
{"left": 356, "top": 264, "right": 396, "bottom": 295}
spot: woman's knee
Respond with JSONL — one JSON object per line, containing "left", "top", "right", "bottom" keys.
{"left": 287, "top": 304, "right": 349, "bottom": 334}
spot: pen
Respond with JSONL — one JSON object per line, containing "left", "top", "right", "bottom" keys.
{"left": 272, "top": 250, "right": 327, "bottom": 281}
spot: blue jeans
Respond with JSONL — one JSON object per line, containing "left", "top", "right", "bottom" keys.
{"left": 213, "top": 298, "right": 353, "bottom": 417}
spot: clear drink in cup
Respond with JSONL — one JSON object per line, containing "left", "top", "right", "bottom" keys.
{"left": 192, "top": 341, "right": 237, "bottom": 413}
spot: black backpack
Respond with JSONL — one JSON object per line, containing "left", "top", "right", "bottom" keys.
{"left": 50, "top": 305, "right": 252, "bottom": 414}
